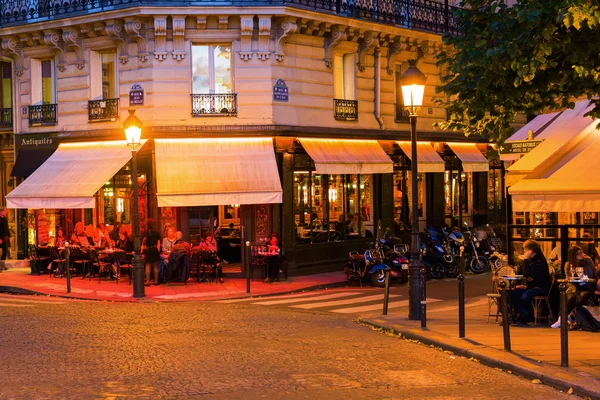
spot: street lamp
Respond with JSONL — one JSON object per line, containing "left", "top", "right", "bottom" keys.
{"left": 399, "top": 60, "right": 427, "bottom": 321}
{"left": 123, "top": 109, "right": 145, "bottom": 298}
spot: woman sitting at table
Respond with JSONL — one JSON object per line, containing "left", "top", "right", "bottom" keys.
{"left": 204, "top": 231, "right": 218, "bottom": 251}
{"left": 54, "top": 228, "right": 66, "bottom": 248}
{"left": 162, "top": 227, "right": 177, "bottom": 254}
{"left": 115, "top": 232, "right": 134, "bottom": 253}
{"left": 552, "top": 245, "right": 597, "bottom": 328}
{"left": 511, "top": 239, "right": 551, "bottom": 326}
{"left": 92, "top": 225, "right": 109, "bottom": 248}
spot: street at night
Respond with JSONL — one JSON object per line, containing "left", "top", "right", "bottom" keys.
{"left": 0, "top": 288, "right": 571, "bottom": 399}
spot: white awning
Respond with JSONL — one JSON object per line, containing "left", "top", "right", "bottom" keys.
{"left": 6, "top": 141, "right": 141, "bottom": 209}
{"left": 154, "top": 138, "right": 282, "bottom": 207}
{"left": 299, "top": 138, "right": 393, "bottom": 174}
{"left": 509, "top": 128, "right": 600, "bottom": 212}
{"left": 396, "top": 141, "right": 445, "bottom": 173}
{"left": 447, "top": 143, "right": 489, "bottom": 172}
{"left": 506, "top": 100, "right": 595, "bottom": 187}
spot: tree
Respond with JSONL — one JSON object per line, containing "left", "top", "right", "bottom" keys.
{"left": 436, "top": 0, "right": 600, "bottom": 144}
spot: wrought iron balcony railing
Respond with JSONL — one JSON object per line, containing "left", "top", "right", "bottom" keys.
{"left": 191, "top": 93, "right": 237, "bottom": 116}
{"left": 28, "top": 104, "right": 57, "bottom": 126}
{"left": 0, "top": 107, "right": 12, "bottom": 128}
{"left": 334, "top": 98, "right": 358, "bottom": 121}
{"left": 88, "top": 98, "right": 119, "bottom": 122}
{"left": 0, "top": 0, "right": 460, "bottom": 35}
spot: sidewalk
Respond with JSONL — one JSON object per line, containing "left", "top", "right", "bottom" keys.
{"left": 0, "top": 260, "right": 347, "bottom": 302}
{"left": 360, "top": 297, "right": 600, "bottom": 399}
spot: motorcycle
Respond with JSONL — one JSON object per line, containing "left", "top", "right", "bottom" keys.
{"left": 419, "top": 227, "right": 455, "bottom": 279}
{"left": 443, "top": 225, "right": 489, "bottom": 274}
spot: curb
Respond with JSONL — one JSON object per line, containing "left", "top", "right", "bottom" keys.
{"left": 360, "top": 318, "right": 600, "bottom": 400}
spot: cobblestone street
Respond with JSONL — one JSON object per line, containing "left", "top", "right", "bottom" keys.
{"left": 0, "top": 295, "right": 571, "bottom": 399}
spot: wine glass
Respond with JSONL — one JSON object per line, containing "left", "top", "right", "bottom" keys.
{"left": 576, "top": 266, "right": 584, "bottom": 278}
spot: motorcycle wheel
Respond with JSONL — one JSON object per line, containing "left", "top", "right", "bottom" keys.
{"left": 371, "top": 270, "right": 386, "bottom": 287}
{"left": 470, "top": 256, "right": 489, "bottom": 274}
{"left": 445, "top": 262, "right": 460, "bottom": 278}
{"left": 430, "top": 263, "right": 446, "bottom": 279}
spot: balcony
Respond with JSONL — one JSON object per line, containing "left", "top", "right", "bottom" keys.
{"left": 191, "top": 93, "right": 237, "bottom": 117}
{"left": 88, "top": 98, "right": 119, "bottom": 122}
{"left": 0, "top": 108, "right": 12, "bottom": 128}
{"left": 334, "top": 99, "right": 358, "bottom": 121}
{"left": 0, "top": 0, "right": 460, "bottom": 35}
{"left": 29, "top": 104, "right": 57, "bottom": 126}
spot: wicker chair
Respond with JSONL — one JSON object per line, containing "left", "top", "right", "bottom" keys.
{"left": 487, "top": 266, "right": 515, "bottom": 323}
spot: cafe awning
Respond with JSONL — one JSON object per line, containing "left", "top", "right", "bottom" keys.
{"left": 506, "top": 100, "right": 595, "bottom": 187}
{"left": 499, "top": 112, "right": 561, "bottom": 161}
{"left": 299, "top": 138, "right": 393, "bottom": 174}
{"left": 6, "top": 140, "right": 141, "bottom": 209}
{"left": 446, "top": 143, "right": 489, "bottom": 172}
{"left": 509, "top": 125, "right": 600, "bottom": 212}
{"left": 154, "top": 138, "right": 282, "bottom": 207}
{"left": 396, "top": 141, "right": 445, "bottom": 173}
{"left": 10, "top": 148, "right": 56, "bottom": 177}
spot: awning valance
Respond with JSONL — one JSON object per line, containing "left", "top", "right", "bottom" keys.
{"left": 299, "top": 138, "right": 393, "bottom": 174}
{"left": 396, "top": 141, "right": 445, "bottom": 173}
{"left": 6, "top": 141, "right": 141, "bottom": 209}
{"left": 447, "top": 143, "right": 489, "bottom": 172}
{"left": 154, "top": 138, "right": 282, "bottom": 207}
{"left": 10, "top": 148, "right": 56, "bottom": 177}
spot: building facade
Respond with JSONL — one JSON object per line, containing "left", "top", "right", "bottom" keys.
{"left": 0, "top": 0, "right": 504, "bottom": 274}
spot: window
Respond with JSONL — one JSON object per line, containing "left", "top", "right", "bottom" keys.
{"left": 192, "top": 45, "right": 232, "bottom": 94}
{"left": 90, "top": 51, "right": 117, "bottom": 100}
{"left": 31, "top": 59, "right": 55, "bottom": 105}
{"left": 333, "top": 54, "right": 355, "bottom": 100}
{"left": 0, "top": 62, "right": 12, "bottom": 126}
{"left": 394, "top": 63, "right": 410, "bottom": 123}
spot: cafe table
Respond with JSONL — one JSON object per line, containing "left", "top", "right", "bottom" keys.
{"left": 557, "top": 277, "right": 597, "bottom": 305}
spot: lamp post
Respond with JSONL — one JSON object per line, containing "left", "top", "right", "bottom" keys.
{"left": 399, "top": 60, "right": 427, "bottom": 320}
{"left": 123, "top": 109, "right": 145, "bottom": 298}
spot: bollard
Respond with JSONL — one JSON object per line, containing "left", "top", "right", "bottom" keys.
{"left": 499, "top": 280, "right": 511, "bottom": 352}
{"left": 65, "top": 243, "right": 71, "bottom": 294}
{"left": 458, "top": 274, "right": 465, "bottom": 338}
{"left": 420, "top": 267, "right": 427, "bottom": 329}
{"left": 245, "top": 241, "right": 251, "bottom": 294}
{"left": 559, "top": 282, "right": 568, "bottom": 367}
{"left": 382, "top": 268, "right": 391, "bottom": 315}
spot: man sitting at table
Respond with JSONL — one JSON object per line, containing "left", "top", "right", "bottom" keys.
{"left": 511, "top": 239, "right": 551, "bottom": 325}
{"left": 167, "top": 231, "right": 191, "bottom": 282}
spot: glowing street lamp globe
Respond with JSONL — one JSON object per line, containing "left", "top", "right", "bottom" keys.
{"left": 123, "top": 109, "right": 143, "bottom": 151}
{"left": 399, "top": 60, "right": 427, "bottom": 116}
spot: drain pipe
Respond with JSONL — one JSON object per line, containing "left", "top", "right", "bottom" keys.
{"left": 374, "top": 48, "right": 385, "bottom": 129}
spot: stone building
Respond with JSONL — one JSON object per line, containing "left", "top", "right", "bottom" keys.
{"left": 0, "top": 1, "right": 502, "bottom": 274}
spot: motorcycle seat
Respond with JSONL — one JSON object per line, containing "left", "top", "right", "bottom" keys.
{"left": 350, "top": 254, "right": 365, "bottom": 261}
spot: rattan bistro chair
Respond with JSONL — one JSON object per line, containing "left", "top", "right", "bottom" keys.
{"left": 532, "top": 271, "right": 556, "bottom": 325}
{"left": 487, "top": 266, "right": 515, "bottom": 323}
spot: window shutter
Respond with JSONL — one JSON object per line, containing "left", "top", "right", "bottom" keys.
{"left": 343, "top": 54, "right": 356, "bottom": 100}
{"left": 333, "top": 54, "right": 344, "bottom": 99}
{"left": 90, "top": 51, "right": 102, "bottom": 100}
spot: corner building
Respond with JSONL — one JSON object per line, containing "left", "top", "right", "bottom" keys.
{"left": 1, "top": 0, "right": 502, "bottom": 274}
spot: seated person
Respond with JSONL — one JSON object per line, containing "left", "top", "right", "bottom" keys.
{"left": 115, "top": 232, "right": 133, "bottom": 253}
{"left": 70, "top": 222, "right": 88, "bottom": 246}
{"left": 168, "top": 231, "right": 192, "bottom": 282}
{"left": 92, "top": 225, "right": 109, "bottom": 248}
{"left": 162, "top": 227, "right": 177, "bottom": 254}
{"left": 54, "top": 228, "right": 66, "bottom": 248}
{"left": 204, "top": 231, "right": 218, "bottom": 251}
{"left": 579, "top": 233, "right": 599, "bottom": 264}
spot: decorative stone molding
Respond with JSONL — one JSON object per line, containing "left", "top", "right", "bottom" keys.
{"left": 80, "top": 24, "right": 99, "bottom": 38}
{"left": 124, "top": 18, "right": 149, "bottom": 62}
{"left": 346, "top": 27, "right": 363, "bottom": 43}
{"left": 257, "top": 16, "right": 272, "bottom": 61}
{"left": 274, "top": 18, "right": 297, "bottom": 62}
{"left": 18, "top": 34, "right": 35, "bottom": 48}
{"left": 172, "top": 17, "right": 186, "bottom": 61}
{"left": 62, "top": 28, "right": 86, "bottom": 70}
{"left": 239, "top": 15, "right": 254, "bottom": 61}
{"left": 219, "top": 15, "right": 229, "bottom": 30}
{"left": 196, "top": 16, "right": 207, "bottom": 30}
{"left": 386, "top": 36, "right": 402, "bottom": 75}
{"left": 153, "top": 16, "right": 168, "bottom": 61}
{"left": 323, "top": 25, "right": 347, "bottom": 68}
{"left": 42, "top": 30, "right": 67, "bottom": 72}
{"left": 357, "top": 31, "right": 379, "bottom": 72}
{"left": 103, "top": 20, "right": 129, "bottom": 64}
{"left": 314, "top": 22, "right": 332, "bottom": 38}
{"left": 1, "top": 37, "right": 24, "bottom": 76}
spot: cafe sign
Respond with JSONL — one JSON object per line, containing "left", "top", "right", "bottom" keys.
{"left": 499, "top": 139, "right": 543, "bottom": 155}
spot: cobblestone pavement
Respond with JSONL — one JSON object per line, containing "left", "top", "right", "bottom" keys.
{"left": 0, "top": 295, "right": 572, "bottom": 399}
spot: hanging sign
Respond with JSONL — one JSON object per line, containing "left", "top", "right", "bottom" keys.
{"left": 273, "top": 79, "right": 289, "bottom": 102}
{"left": 499, "top": 139, "right": 543, "bottom": 155}
{"left": 129, "top": 84, "right": 144, "bottom": 106}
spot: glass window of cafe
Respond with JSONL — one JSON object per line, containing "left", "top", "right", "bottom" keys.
{"left": 444, "top": 171, "right": 473, "bottom": 227}
{"left": 293, "top": 154, "right": 374, "bottom": 244}
{"left": 392, "top": 155, "right": 426, "bottom": 234}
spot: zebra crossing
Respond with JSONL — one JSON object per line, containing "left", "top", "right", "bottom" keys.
{"left": 216, "top": 290, "right": 443, "bottom": 315}
{"left": 0, "top": 294, "right": 67, "bottom": 307}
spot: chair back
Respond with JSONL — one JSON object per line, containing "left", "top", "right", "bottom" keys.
{"left": 48, "top": 246, "right": 62, "bottom": 261}
{"left": 494, "top": 266, "right": 515, "bottom": 291}
{"left": 88, "top": 249, "right": 99, "bottom": 264}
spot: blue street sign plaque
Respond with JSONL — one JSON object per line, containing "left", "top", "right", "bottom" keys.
{"left": 273, "top": 79, "right": 289, "bottom": 102}
{"left": 129, "top": 84, "right": 144, "bottom": 106}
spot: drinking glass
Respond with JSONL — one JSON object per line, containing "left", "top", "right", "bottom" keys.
{"left": 576, "top": 266, "right": 584, "bottom": 278}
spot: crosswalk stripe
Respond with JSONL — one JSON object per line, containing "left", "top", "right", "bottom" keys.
{"left": 216, "top": 291, "right": 331, "bottom": 304}
{"left": 425, "top": 298, "right": 488, "bottom": 314}
{"left": 330, "top": 298, "right": 442, "bottom": 314}
{"left": 291, "top": 294, "right": 401, "bottom": 309}
{"left": 253, "top": 292, "right": 361, "bottom": 306}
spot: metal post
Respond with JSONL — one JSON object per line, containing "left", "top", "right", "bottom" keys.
{"left": 65, "top": 244, "right": 71, "bottom": 294}
{"left": 458, "top": 274, "right": 465, "bottom": 338}
{"left": 408, "top": 114, "right": 424, "bottom": 320}
{"left": 420, "top": 267, "right": 427, "bottom": 329}
{"left": 499, "top": 280, "right": 511, "bottom": 351}
{"left": 131, "top": 149, "right": 145, "bottom": 298}
{"left": 382, "top": 267, "right": 391, "bottom": 315}
{"left": 245, "top": 240, "right": 251, "bottom": 294}
{"left": 559, "top": 282, "right": 569, "bottom": 367}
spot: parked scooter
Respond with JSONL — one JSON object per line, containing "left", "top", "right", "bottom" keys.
{"left": 345, "top": 238, "right": 409, "bottom": 287}
{"left": 420, "top": 228, "right": 455, "bottom": 279}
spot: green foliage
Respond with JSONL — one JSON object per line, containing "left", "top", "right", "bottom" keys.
{"left": 436, "top": 0, "right": 600, "bottom": 144}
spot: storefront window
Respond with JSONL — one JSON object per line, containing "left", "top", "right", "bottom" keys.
{"left": 487, "top": 167, "right": 503, "bottom": 223}
{"left": 444, "top": 171, "right": 472, "bottom": 226}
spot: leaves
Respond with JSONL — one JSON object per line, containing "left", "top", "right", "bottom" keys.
{"left": 436, "top": 0, "right": 600, "bottom": 144}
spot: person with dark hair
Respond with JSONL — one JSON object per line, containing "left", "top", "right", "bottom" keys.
{"left": 142, "top": 220, "right": 161, "bottom": 286}
{"left": 0, "top": 207, "right": 10, "bottom": 271}
{"left": 551, "top": 245, "right": 597, "bottom": 328}
{"left": 579, "top": 233, "right": 599, "bottom": 264}
{"left": 511, "top": 239, "right": 551, "bottom": 325}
